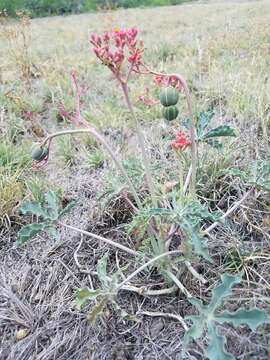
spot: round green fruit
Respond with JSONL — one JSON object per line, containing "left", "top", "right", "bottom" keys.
{"left": 160, "top": 87, "right": 179, "bottom": 107}
{"left": 162, "top": 106, "right": 179, "bottom": 121}
{"left": 31, "top": 143, "right": 48, "bottom": 161}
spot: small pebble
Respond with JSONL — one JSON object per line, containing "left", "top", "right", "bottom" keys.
{"left": 16, "top": 329, "right": 28, "bottom": 341}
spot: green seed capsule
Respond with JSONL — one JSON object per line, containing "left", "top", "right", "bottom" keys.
{"left": 162, "top": 106, "right": 179, "bottom": 121}
{"left": 160, "top": 87, "right": 179, "bottom": 107}
{"left": 31, "top": 143, "right": 48, "bottom": 161}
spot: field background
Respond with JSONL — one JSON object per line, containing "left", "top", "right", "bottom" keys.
{"left": 1, "top": 0, "right": 191, "bottom": 17}
{"left": 1, "top": 0, "right": 270, "bottom": 359}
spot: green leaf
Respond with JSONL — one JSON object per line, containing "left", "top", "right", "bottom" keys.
{"left": 259, "top": 161, "right": 270, "bottom": 179}
{"left": 215, "top": 308, "right": 268, "bottom": 331}
{"left": 76, "top": 288, "right": 100, "bottom": 310}
{"left": 59, "top": 200, "right": 77, "bottom": 218}
{"left": 260, "top": 161, "right": 270, "bottom": 174}
{"left": 87, "top": 297, "right": 107, "bottom": 323}
{"left": 150, "top": 235, "right": 161, "bottom": 256}
{"left": 17, "top": 222, "right": 48, "bottom": 245}
{"left": 230, "top": 161, "right": 270, "bottom": 191}
{"left": 45, "top": 191, "right": 58, "bottom": 220}
{"left": 228, "top": 168, "right": 248, "bottom": 182}
{"left": 46, "top": 226, "right": 60, "bottom": 241}
{"left": 256, "top": 161, "right": 270, "bottom": 191}
{"left": 249, "top": 161, "right": 259, "bottom": 183}
{"left": 184, "top": 273, "right": 268, "bottom": 360}
{"left": 203, "top": 125, "right": 236, "bottom": 139}
{"left": 183, "top": 201, "right": 221, "bottom": 227}
{"left": 197, "top": 111, "right": 214, "bottom": 137}
{"left": 205, "top": 139, "right": 223, "bottom": 149}
{"left": 182, "top": 117, "right": 190, "bottom": 130}
{"left": 183, "top": 222, "right": 213, "bottom": 263}
{"left": 184, "top": 315, "right": 205, "bottom": 346}
{"left": 189, "top": 297, "right": 207, "bottom": 312}
{"left": 110, "top": 272, "right": 120, "bottom": 291}
{"left": 189, "top": 230, "right": 212, "bottom": 263}
{"left": 205, "top": 324, "right": 235, "bottom": 360}
{"left": 97, "top": 255, "right": 109, "bottom": 288}
{"left": 20, "top": 201, "right": 48, "bottom": 218}
{"left": 257, "top": 180, "right": 270, "bottom": 192}
{"left": 208, "top": 273, "right": 242, "bottom": 312}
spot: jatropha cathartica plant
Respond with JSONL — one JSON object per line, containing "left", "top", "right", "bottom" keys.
{"left": 25, "top": 26, "right": 261, "bottom": 271}
{"left": 31, "top": 27, "right": 198, "bottom": 200}
{"left": 19, "top": 27, "right": 269, "bottom": 359}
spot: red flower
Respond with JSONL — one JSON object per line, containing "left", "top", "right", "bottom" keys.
{"left": 154, "top": 74, "right": 184, "bottom": 92}
{"left": 103, "top": 31, "right": 110, "bottom": 43}
{"left": 90, "top": 27, "right": 143, "bottom": 78}
{"left": 172, "top": 130, "right": 191, "bottom": 151}
{"left": 154, "top": 75, "right": 166, "bottom": 86}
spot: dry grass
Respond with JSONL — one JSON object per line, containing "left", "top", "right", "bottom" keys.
{"left": 0, "top": 169, "right": 24, "bottom": 226}
{"left": 1, "top": 0, "right": 270, "bottom": 131}
{"left": 0, "top": 1, "right": 270, "bottom": 359}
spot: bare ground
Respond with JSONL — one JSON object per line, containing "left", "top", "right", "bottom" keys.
{"left": 1, "top": 150, "right": 270, "bottom": 359}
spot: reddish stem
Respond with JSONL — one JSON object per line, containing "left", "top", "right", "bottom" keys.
{"left": 120, "top": 80, "right": 156, "bottom": 205}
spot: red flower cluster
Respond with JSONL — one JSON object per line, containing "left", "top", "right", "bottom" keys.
{"left": 90, "top": 27, "right": 143, "bottom": 77}
{"left": 172, "top": 130, "right": 191, "bottom": 151}
{"left": 154, "top": 74, "right": 183, "bottom": 91}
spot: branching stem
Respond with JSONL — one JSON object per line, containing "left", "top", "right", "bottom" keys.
{"left": 62, "top": 221, "right": 206, "bottom": 284}
{"left": 137, "top": 310, "right": 188, "bottom": 330}
{"left": 61, "top": 222, "right": 140, "bottom": 256}
{"left": 42, "top": 128, "right": 141, "bottom": 208}
{"left": 117, "top": 250, "right": 182, "bottom": 289}
{"left": 204, "top": 187, "right": 255, "bottom": 234}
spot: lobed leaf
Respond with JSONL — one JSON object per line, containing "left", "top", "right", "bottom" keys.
{"left": 259, "top": 161, "right": 270, "bottom": 178}
{"left": 189, "top": 297, "right": 207, "bottom": 312}
{"left": 59, "top": 200, "right": 77, "bottom": 218}
{"left": 205, "top": 139, "right": 223, "bottom": 149}
{"left": 183, "top": 221, "right": 213, "bottom": 263}
{"left": 203, "top": 125, "right": 236, "bottom": 139}
{"left": 17, "top": 222, "right": 48, "bottom": 245}
{"left": 46, "top": 226, "right": 60, "bottom": 241}
{"left": 197, "top": 111, "right": 214, "bottom": 137}
{"left": 45, "top": 191, "right": 58, "bottom": 220}
{"left": 256, "top": 161, "right": 270, "bottom": 191}
{"left": 87, "top": 297, "right": 107, "bottom": 323}
{"left": 208, "top": 273, "right": 242, "bottom": 312}
{"left": 76, "top": 288, "right": 100, "bottom": 310}
{"left": 215, "top": 308, "right": 268, "bottom": 331}
{"left": 229, "top": 161, "right": 270, "bottom": 191}
{"left": 185, "top": 273, "right": 268, "bottom": 360}
{"left": 20, "top": 201, "right": 48, "bottom": 218}
{"left": 228, "top": 168, "right": 248, "bottom": 182}
{"left": 182, "top": 117, "right": 190, "bottom": 130}
{"left": 184, "top": 315, "right": 205, "bottom": 346}
{"left": 205, "top": 324, "right": 235, "bottom": 360}
{"left": 183, "top": 201, "right": 221, "bottom": 227}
